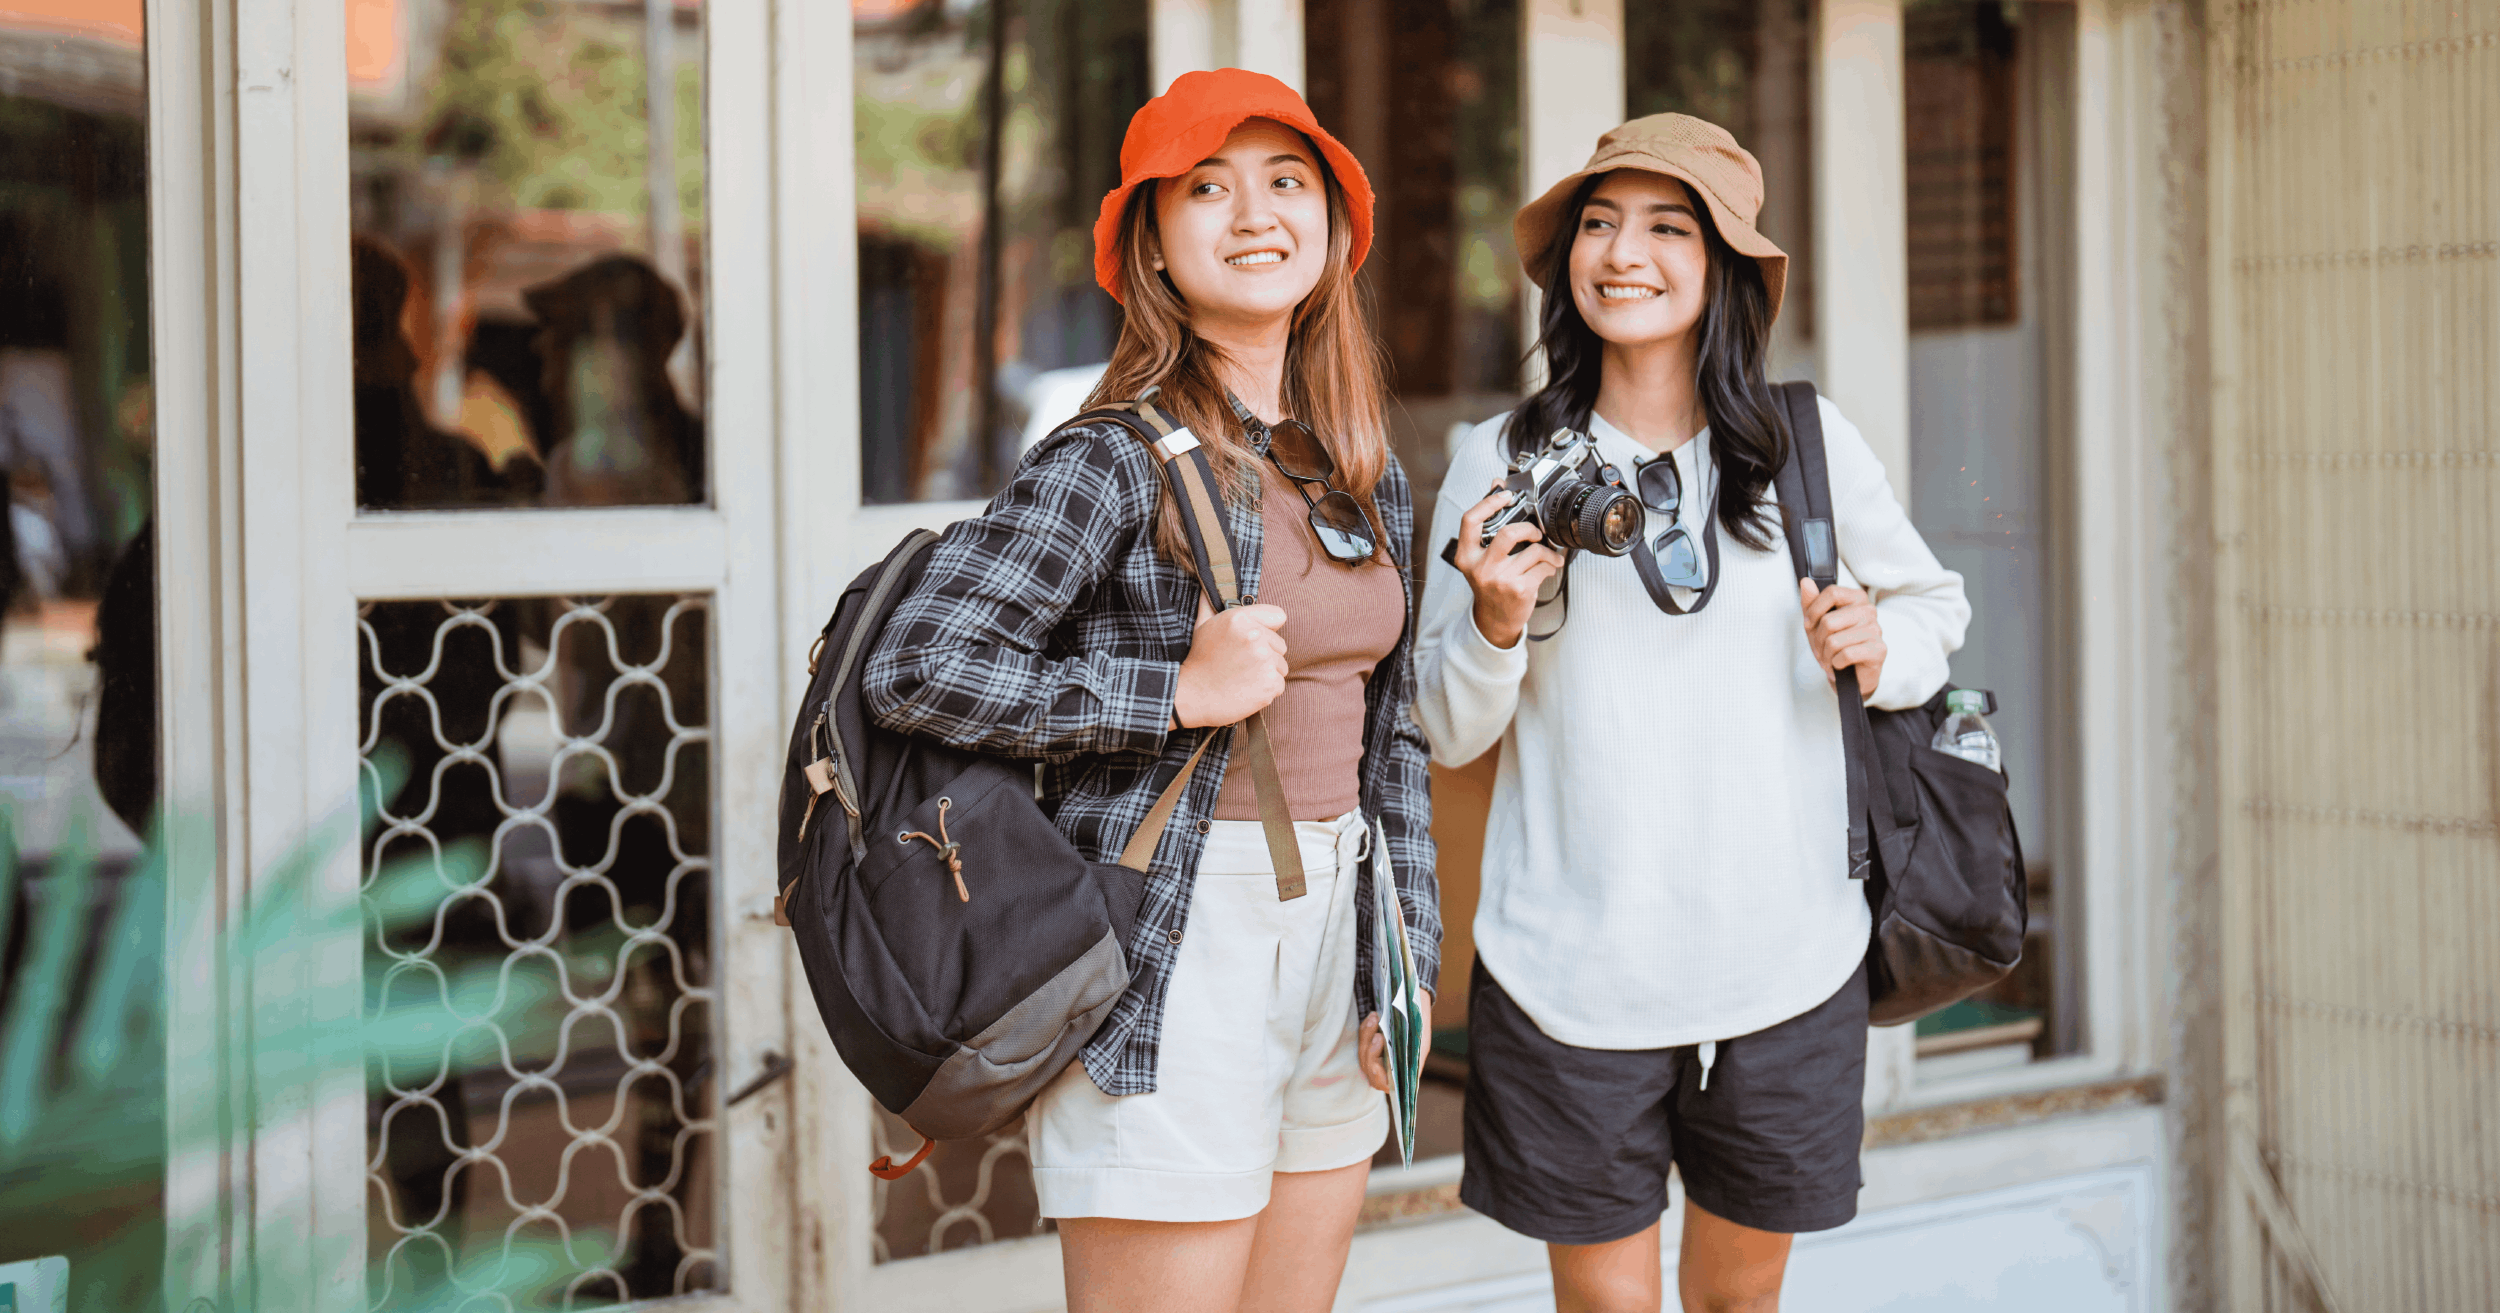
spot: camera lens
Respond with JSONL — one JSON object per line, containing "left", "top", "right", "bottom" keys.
{"left": 1588, "top": 489, "right": 1643, "bottom": 555}
{"left": 1540, "top": 480, "right": 1642, "bottom": 557}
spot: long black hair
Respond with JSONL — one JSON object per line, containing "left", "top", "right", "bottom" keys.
{"left": 1502, "top": 172, "right": 1788, "bottom": 552}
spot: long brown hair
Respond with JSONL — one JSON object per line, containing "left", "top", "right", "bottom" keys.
{"left": 1084, "top": 144, "right": 1391, "bottom": 567}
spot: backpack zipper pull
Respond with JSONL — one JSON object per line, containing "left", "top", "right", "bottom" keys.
{"left": 901, "top": 797, "right": 969, "bottom": 902}
{"left": 798, "top": 755, "right": 836, "bottom": 839}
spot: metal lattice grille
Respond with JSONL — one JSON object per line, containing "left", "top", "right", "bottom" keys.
{"left": 360, "top": 596, "right": 720, "bottom": 1308}
{"left": 871, "top": 1110, "right": 1048, "bottom": 1262}
{"left": 2215, "top": 2, "right": 2500, "bottom": 1307}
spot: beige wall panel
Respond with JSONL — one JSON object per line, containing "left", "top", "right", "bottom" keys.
{"left": 2211, "top": 1, "right": 2500, "bottom": 1307}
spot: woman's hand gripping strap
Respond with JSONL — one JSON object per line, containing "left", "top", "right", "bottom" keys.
{"left": 1108, "top": 396, "right": 1308, "bottom": 900}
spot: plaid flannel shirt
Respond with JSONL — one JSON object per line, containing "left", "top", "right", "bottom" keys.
{"left": 862, "top": 416, "right": 1440, "bottom": 1096}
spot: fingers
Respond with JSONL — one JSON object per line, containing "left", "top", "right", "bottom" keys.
{"left": 1803, "top": 589, "right": 1884, "bottom": 683}
{"left": 1823, "top": 585, "right": 1872, "bottom": 609}
{"left": 1480, "top": 517, "right": 1540, "bottom": 552}
{"left": 1453, "top": 486, "right": 1514, "bottom": 570}
{"left": 1810, "top": 604, "right": 1878, "bottom": 646}
{"left": 1800, "top": 580, "right": 1866, "bottom": 625}
{"left": 1207, "top": 605, "right": 1288, "bottom": 661}
{"left": 1478, "top": 519, "right": 1559, "bottom": 571}
{"left": 1357, "top": 1013, "right": 1390, "bottom": 1092}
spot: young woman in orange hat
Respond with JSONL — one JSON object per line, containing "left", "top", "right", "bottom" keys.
{"left": 1413, "top": 116, "right": 1969, "bottom": 1311}
{"left": 864, "top": 69, "right": 1437, "bottom": 1311}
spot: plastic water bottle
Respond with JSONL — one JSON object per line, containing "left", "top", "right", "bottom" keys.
{"left": 1931, "top": 689, "right": 2002, "bottom": 773}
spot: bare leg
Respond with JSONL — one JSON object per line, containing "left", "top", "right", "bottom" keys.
{"left": 1549, "top": 1222, "right": 1664, "bottom": 1313}
{"left": 1674, "top": 1198, "right": 1793, "bottom": 1313}
{"left": 1237, "top": 1161, "right": 1371, "bottom": 1312}
{"left": 1059, "top": 1215, "right": 1259, "bottom": 1313}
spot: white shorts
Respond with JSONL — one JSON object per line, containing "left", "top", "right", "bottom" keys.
{"left": 1027, "top": 808, "right": 1388, "bottom": 1221}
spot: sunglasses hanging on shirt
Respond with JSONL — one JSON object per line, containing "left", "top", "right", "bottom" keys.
{"left": 1629, "top": 449, "right": 1722, "bottom": 615}
{"left": 1227, "top": 393, "right": 1379, "bottom": 566}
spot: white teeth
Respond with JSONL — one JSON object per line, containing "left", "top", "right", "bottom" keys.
{"left": 1226, "top": 251, "right": 1285, "bottom": 266}
{"left": 1598, "top": 285, "right": 1660, "bottom": 300}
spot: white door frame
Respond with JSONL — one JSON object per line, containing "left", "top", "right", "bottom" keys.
{"left": 149, "top": 0, "right": 801, "bottom": 1306}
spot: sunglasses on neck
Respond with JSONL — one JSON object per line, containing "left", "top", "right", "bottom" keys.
{"left": 1229, "top": 395, "right": 1378, "bottom": 566}
{"left": 1633, "top": 453, "right": 1708, "bottom": 590}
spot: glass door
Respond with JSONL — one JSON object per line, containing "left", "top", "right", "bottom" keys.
{"left": 0, "top": 3, "right": 163, "bottom": 1308}
{"left": 337, "top": 0, "right": 798, "bottom": 1304}
{"left": 344, "top": 1, "right": 728, "bottom": 1298}
{"left": 145, "top": 0, "right": 803, "bottom": 1306}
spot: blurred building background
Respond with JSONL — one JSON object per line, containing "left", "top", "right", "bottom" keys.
{"left": 0, "top": 0, "right": 2488, "bottom": 1309}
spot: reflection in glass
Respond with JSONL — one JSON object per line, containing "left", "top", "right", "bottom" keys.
{"left": 1624, "top": 0, "right": 1815, "bottom": 377}
{"left": 1903, "top": 0, "right": 2080, "bottom": 1072}
{"left": 854, "top": 0, "right": 1151, "bottom": 504}
{"left": 360, "top": 594, "right": 717, "bottom": 1304}
{"left": 1305, "top": 0, "right": 1520, "bottom": 1170}
{"left": 1307, "top": 0, "right": 1524, "bottom": 516}
{"left": 0, "top": 3, "right": 161, "bottom": 1307}
{"left": 347, "top": 0, "right": 708, "bottom": 511}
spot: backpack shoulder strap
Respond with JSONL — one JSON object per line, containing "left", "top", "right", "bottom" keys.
{"left": 1066, "top": 398, "right": 1308, "bottom": 900}
{"left": 1772, "top": 383, "right": 1879, "bottom": 882}
{"left": 1068, "top": 400, "right": 1242, "bottom": 610}
{"left": 1772, "top": 381, "right": 1838, "bottom": 586}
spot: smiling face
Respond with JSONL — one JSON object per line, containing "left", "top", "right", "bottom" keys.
{"left": 1150, "top": 118, "right": 1331, "bottom": 335}
{"left": 1567, "top": 169, "right": 1713, "bottom": 351}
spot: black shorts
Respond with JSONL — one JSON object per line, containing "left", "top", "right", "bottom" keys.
{"left": 1458, "top": 957, "right": 1870, "bottom": 1243}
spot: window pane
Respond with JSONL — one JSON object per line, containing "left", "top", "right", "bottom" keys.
{"left": 1625, "top": 0, "right": 1816, "bottom": 378}
{"left": 347, "top": 0, "right": 709, "bottom": 511}
{"left": 1306, "top": 0, "right": 1523, "bottom": 1167}
{"left": 360, "top": 594, "right": 719, "bottom": 1303}
{"left": 1308, "top": 0, "right": 1524, "bottom": 526}
{"left": 855, "top": 4, "right": 1147, "bottom": 1256}
{"left": 0, "top": 3, "right": 162, "bottom": 1306}
{"left": 855, "top": 0, "right": 1151, "bottom": 505}
{"left": 1904, "top": 0, "right": 2081, "bottom": 1073}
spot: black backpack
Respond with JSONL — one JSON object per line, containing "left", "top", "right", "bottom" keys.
{"left": 772, "top": 399, "right": 1302, "bottom": 1175}
{"left": 1770, "top": 382, "right": 2029, "bottom": 1025}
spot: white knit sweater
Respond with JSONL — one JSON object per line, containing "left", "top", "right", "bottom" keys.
{"left": 1414, "top": 400, "right": 1969, "bottom": 1049}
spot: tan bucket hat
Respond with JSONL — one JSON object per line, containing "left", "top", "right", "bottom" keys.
{"left": 1513, "top": 112, "right": 1788, "bottom": 322}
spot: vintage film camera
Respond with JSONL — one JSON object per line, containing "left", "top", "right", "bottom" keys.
{"left": 1441, "top": 428, "right": 1644, "bottom": 564}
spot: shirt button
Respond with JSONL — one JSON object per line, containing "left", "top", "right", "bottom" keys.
{"left": 1167, "top": 929, "right": 1184, "bottom": 946}
{"left": 1196, "top": 819, "right": 1212, "bottom": 834}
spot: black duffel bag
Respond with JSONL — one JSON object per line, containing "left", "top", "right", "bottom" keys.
{"left": 1770, "top": 382, "right": 2028, "bottom": 1025}
{"left": 772, "top": 398, "right": 1300, "bottom": 1175}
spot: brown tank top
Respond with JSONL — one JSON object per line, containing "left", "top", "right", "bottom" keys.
{"left": 1213, "top": 473, "right": 1405, "bottom": 821}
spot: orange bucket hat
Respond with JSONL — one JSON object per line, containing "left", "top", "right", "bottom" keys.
{"left": 1512, "top": 113, "right": 1789, "bottom": 323}
{"left": 1092, "top": 68, "right": 1374, "bottom": 304}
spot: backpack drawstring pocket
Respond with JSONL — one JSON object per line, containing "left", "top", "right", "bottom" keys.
{"left": 900, "top": 797, "right": 969, "bottom": 903}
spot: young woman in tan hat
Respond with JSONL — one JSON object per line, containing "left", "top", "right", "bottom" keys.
{"left": 865, "top": 69, "right": 1437, "bottom": 1312}
{"left": 1412, "top": 115, "right": 1968, "bottom": 1311}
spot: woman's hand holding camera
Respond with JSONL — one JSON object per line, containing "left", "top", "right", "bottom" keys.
{"left": 1800, "top": 579, "right": 1886, "bottom": 698}
{"left": 1454, "top": 482, "right": 1568, "bottom": 650}
{"left": 1173, "top": 600, "right": 1290, "bottom": 728}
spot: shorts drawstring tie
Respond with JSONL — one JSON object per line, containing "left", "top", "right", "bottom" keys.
{"left": 1697, "top": 1039, "right": 1719, "bottom": 1091}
